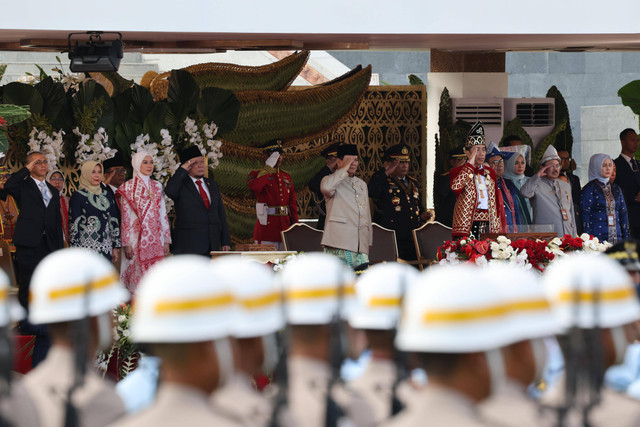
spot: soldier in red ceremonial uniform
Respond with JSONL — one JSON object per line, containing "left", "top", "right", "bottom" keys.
{"left": 247, "top": 140, "right": 299, "bottom": 250}
{"left": 450, "top": 122, "right": 506, "bottom": 238}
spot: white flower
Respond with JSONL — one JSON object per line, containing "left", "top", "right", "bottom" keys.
{"left": 580, "top": 233, "right": 591, "bottom": 242}
{"left": 496, "top": 235, "right": 511, "bottom": 245}
{"left": 118, "top": 315, "right": 126, "bottom": 323}
{"left": 122, "top": 330, "right": 131, "bottom": 337}
{"left": 475, "top": 255, "right": 488, "bottom": 267}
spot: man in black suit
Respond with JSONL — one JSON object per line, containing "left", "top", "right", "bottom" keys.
{"left": 5, "top": 151, "right": 64, "bottom": 309}
{"left": 308, "top": 142, "right": 340, "bottom": 230}
{"left": 558, "top": 150, "right": 583, "bottom": 235}
{"left": 614, "top": 128, "right": 640, "bottom": 238}
{"left": 165, "top": 146, "right": 231, "bottom": 256}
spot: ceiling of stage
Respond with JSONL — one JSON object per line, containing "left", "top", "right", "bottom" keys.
{"left": 1, "top": 31, "right": 640, "bottom": 53}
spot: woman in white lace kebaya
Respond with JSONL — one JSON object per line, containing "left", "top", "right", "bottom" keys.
{"left": 116, "top": 151, "right": 171, "bottom": 292}
{"left": 69, "top": 161, "right": 121, "bottom": 262}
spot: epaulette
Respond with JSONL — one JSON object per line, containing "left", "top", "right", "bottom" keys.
{"left": 440, "top": 172, "right": 450, "bottom": 177}
{"left": 407, "top": 175, "right": 418, "bottom": 182}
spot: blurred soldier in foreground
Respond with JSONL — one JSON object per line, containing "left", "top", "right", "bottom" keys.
{"left": 115, "top": 256, "right": 239, "bottom": 426}
{"left": 541, "top": 253, "right": 640, "bottom": 426}
{"left": 210, "top": 256, "right": 291, "bottom": 426}
{"left": 279, "top": 253, "right": 375, "bottom": 427}
{"left": 0, "top": 269, "right": 41, "bottom": 427}
{"left": 387, "top": 265, "right": 517, "bottom": 427}
{"left": 478, "top": 264, "right": 561, "bottom": 427}
{"left": 347, "top": 262, "right": 419, "bottom": 423}
{"left": 23, "top": 248, "right": 129, "bottom": 427}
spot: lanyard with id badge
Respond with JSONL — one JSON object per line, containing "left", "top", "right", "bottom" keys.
{"left": 550, "top": 180, "right": 570, "bottom": 221}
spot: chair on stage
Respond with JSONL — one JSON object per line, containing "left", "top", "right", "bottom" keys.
{"left": 413, "top": 221, "right": 452, "bottom": 270}
{"left": 0, "top": 240, "right": 16, "bottom": 287}
{"left": 369, "top": 223, "right": 399, "bottom": 264}
{"left": 281, "top": 223, "right": 324, "bottom": 253}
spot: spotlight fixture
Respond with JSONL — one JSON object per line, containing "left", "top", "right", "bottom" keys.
{"left": 68, "top": 31, "right": 124, "bottom": 72}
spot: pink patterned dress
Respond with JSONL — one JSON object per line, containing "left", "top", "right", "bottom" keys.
{"left": 116, "top": 176, "right": 171, "bottom": 292}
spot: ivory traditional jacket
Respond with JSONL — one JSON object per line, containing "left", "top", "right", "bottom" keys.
{"left": 520, "top": 175, "right": 577, "bottom": 237}
{"left": 320, "top": 167, "right": 372, "bottom": 255}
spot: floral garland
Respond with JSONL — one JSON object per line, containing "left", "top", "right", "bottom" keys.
{"left": 73, "top": 127, "right": 117, "bottom": 163}
{"left": 97, "top": 303, "right": 138, "bottom": 380}
{"left": 183, "top": 118, "right": 223, "bottom": 167}
{"left": 27, "top": 127, "right": 65, "bottom": 172}
{"left": 437, "top": 234, "right": 611, "bottom": 272}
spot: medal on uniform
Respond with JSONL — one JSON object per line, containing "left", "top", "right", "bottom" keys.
{"left": 395, "top": 206, "right": 401, "bottom": 212}
{"left": 561, "top": 208, "right": 569, "bottom": 221}
{"left": 392, "top": 196, "right": 400, "bottom": 206}
{"left": 608, "top": 214, "right": 616, "bottom": 226}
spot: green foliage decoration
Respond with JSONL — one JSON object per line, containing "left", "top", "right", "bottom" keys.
{"left": 546, "top": 86, "right": 573, "bottom": 154}
{"left": 408, "top": 74, "right": 425, "bottom": 86}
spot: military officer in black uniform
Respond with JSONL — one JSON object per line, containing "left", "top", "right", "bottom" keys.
{"left": 308, "top": 142, "right": 341, "bottom": 230}
{"left": 434, "top": 146, "right": 467, "bottom": 228}
{"left": 369, "top": 144, "right": 429, "bottom": 261}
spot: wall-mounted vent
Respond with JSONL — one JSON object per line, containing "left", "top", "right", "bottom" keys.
{"left": 515, "top": 103, "right": 554, "bottom": 127}
{"left": 454, "top": 104, "right": 502, "bottom": 126}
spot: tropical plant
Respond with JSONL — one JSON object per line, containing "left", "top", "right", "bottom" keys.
{"left": 618, "top": 80, "right": 640, "bottom": 130}
{"left": 546, "top": 86, "right": 573, "bottom": 154}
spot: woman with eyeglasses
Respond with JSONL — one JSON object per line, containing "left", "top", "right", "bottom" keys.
{"left": 581, "top": 154, "right": 630, "bottom": 244}
{"left": 46, "top": 170, "right": 70, "bottom": 246}
{"left": 69, "top": 161, "right": 121, "bottom": 262}
{"left": 116, "top": 151, "right": 171, "bottom": 292}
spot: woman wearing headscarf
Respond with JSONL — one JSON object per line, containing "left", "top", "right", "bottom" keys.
{"left": 116, "top": 151, "right": 171, "bottom": 292}
{"left": 581, "top": 153, "right": 630, "bottom": 243}
{"left": 503, "top": 152, "right": 533, "bottom": 223}
{"left": 69, "top": 162, "right": 121, "bottom": 261}
{"left": 47, "top": 170, "right": 70, "bottom": 245}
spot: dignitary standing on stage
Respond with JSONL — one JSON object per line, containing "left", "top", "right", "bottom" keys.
{"left": 614, "top": 128, "right": 640, "bottom": 238}
{"left": 103, "top": 152, "right": 127, "bottom": 196}
{"left": 247, "top": 140, "right": 299, "bottom": 250}
{"left": 520, "top": 145, "right": 577, "bottom": 237}
{"left": 4, "top": 151, "right": 64, "bottom": 309}
{"left": 116, "top": 151, "right": 171, "bottom": 292}
{"left": 165, "top": 146, "right": 231, "bottom": 255}
{"left": 308, "top": 142, "right": 340, "bottom": 230}
{"left": 450, "top": 122, "right": 505, "bottom": 238}
{"left": 69, "top": 161, "right": 121, "bottom": 262}
{"left": 321, "top": 144, "right": 372, "bottom": 267}
{"left": 435, "top": 146, "right": 467, "bottom": 227}
{"left": 46, "top": 169, "right": 70, "bottom": 245}
{"left": 581, "top": 153, "right": 630, "bottom": 244}
{"left": 369, "top": 143, "right": 428, "bottom": 261}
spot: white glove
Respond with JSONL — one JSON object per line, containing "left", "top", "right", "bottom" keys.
{"left": 265, "top": 152, "right": 280, "bottom": 168}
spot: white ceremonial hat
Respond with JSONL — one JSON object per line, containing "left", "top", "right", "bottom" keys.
{"left": 29, "top": 248, "right": 129, "bottom": 325}
{"left": 131, "top": 255, "right": 236, "bottom": 343}
{"left": 278, "top": 253, "right": 356, "bottom": 325}
{"left": 485, "top": 263, "right": 561, "bottom": 342}
{"left": 395, "top": 264, "right": 517, "bottom": 353}
{"left": 211, "top": 256, "right": 284, "bottom": 338}
{"left": 348, "top": 262, "right": 419, "bottom": 330}
{"left": 540, "top": 145, "right": 561, "bottom": 165}
{"left": 0, "top": 269, "right": 24, "bottom": 327}
{"left": 542, "top": 253, "right": 640, "bottom": 330}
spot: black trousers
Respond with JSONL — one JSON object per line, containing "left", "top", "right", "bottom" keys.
{"left": 470, "top": 221, "right": 490, "bottom": 239}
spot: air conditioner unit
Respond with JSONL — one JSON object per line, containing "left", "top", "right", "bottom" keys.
{"left": 451, "top": 98, "right": 504, "bottom": 146}
{"left": 450, "top": 97, "right": 556, "bottom": 148}
{"left": 504, "top": 98, "right": 555, "bottom": 147}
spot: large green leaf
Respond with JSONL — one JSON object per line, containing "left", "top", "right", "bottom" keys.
{"left": 129, "top": 85, "right": 155, "bottom": 125}
{"left": 166, "top": 70, "right": 200, "bottom": 130}
{"left": 197, "top": 87, "right": 239, "bottom": 136}
{"left": 142, "top": 102, "right": 168, "bottom": 142}
{"left": 618, "top": 80, "right": 640, "bottom": 115}
{"left": 0, "top": 104, "right": 31, "bottom": 125}
{"left": 2, "top": 82, "right": 44, "bottom": 115}
{"left": 72, "top": 80, "right": 114, "bottom": 132}
{"left": 34, "top": 77, "right": 66, "bottom": 123}
{"left": 114, "top": 120, "right": 142, "bottom": 161}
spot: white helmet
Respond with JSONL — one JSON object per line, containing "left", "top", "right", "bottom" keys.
{"left": 349, "top": 262, "right": 419, "bottom": 330}
{"left": 278, "top": 253, "right": 356, "bottom": 325}
{"left": 543, "top": 253, "right": 640, "bottom": 329}
{"left": 28, "top": 248, "right": 129, "bottom": 325}
{"left": 396, "top": 264, "right": 516, "bottom": 353}
{"left": 485, "top": 263, "right": 561, "bottom": 341}
{"left": 131, "top": 255, "right": 236, "bottom": 343}
{"left": 0, "top": 269, "right": 24, "bottom": 327}
{"left": 211, "top": 256, "right": 284, "bottom": 338}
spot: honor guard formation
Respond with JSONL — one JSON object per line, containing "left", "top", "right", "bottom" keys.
{"left": 2, "top": 245, "right": 640, "bottom": 426}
